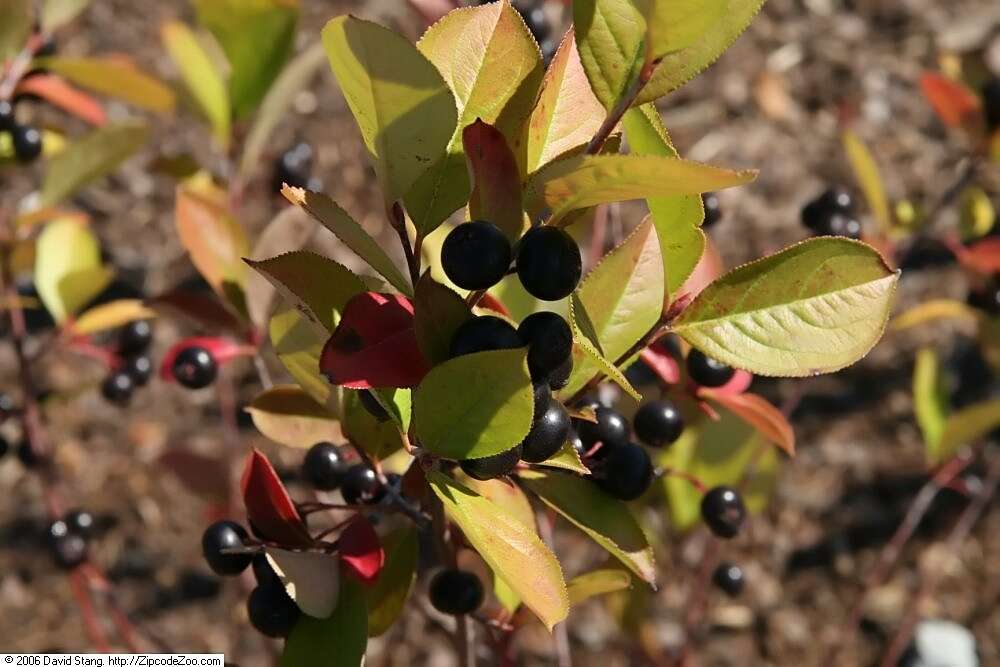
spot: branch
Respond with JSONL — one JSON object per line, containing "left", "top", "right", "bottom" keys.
{"left": 391, "top": 202, "right": 421, "bottom": 289}
{"left": 585, "top": 59, "right": 658, "bottom": 156}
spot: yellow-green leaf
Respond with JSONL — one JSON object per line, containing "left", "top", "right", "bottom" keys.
{"left": 175, "top": 177, "right": 249, "bottom": 299}
{"left": 572, "top": 0, "right": 645, "bottom": 111}
{"left": 282, "top": 575, "right": 367, "bottom": 667}
{"left": 35, "top": 56, "right": 175, "bottom": 112}
{"left": 633, "top": 0, "right": 726, "bottom": 63}
{"left": 428, "top": 471, "right": 568, "bottom": 630}
{"left": 913, "top": 347, "right": 948, "bottom": 461}
{"left": 890, "top": 299, "right": 981, "bottom": 332}
{"left": 538, "top": 440, "right": 590, "bottom": 475}
{"left": 843, "top": 129, "right": 891, "bottom": 233}
{"left": 935, "top": 399, "right": 1000, "bottom": 465}
{"left": 247, "top": 385, "right": 340, "bottom": 448}
{"left": 161, "top": 21, "right": 230, "bottom": 146}
{"left": 41, "top": 120, "right": 148, "bottom": 206}
{"left": 71, "top": 299, "right": 157, "bottom": 335}
{"left": 673, "top": 238, "right": 899, "bottom": 377}
{"left": 270, "top": 307, "right": 333, "bottom": 409}
{"left": 567, "top": 568, "right": 632, "bottom": 605}
{"left": 34, "top": 217, "right": 111, "bottom": 322}
{"left": 341, "top": 389, "right": 408, "bottom": 461}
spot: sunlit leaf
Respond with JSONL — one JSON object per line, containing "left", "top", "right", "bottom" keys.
{"left": 266, "top": 548, "right": 340, "bottom": 618}
{"left": 538, "top": 440, "right": 590, "bottom": 475}
{"left": 919, "top": 71, "right": 981, "bottom": 130}
{"left": 34, "top": 217, "right": 111, "bottom": 322}
{"left": 571, "top": 0, "right": 645, "bottom": 111}
{"left": 270, "top": 307, "right": 334, "bottom": 408}
{"left": 14, "top": 74, "right": 106, "bottom": 126}
{"left": 36, "top": 56, "right": 175, "bottom": 112}
{"left": 244, "top": 207, "right": 316, "bottom": 330}
{"left": 247, "top": 385, "right": 340, "bottom": 448}
{"left": 913, "top": 347, "right": 948, "bottom": 462}
{"left": 633, "top": 0, "right": 726, "bottom": 63}
{"left": 71, "top": 299, "right": 157, "bottom": 335}
{"left": 282, "top": 576, "right": 367, "bottom": 667}
{"left": 161, "top": 20, "right": 230, "bottom": 146}
{"left": 843, "top": 129, "right": 891, "bottom": 233}
{"left": 567, "top": 568, "right": 632, "bottom": 605}
{"left": 41, "top": 120, "right": 148, "bottom": 206}
{"left": 935, "top": 399, "right": 1000, "bottom": 465}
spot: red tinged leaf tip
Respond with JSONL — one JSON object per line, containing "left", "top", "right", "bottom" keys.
{"left": 338, "top": 515, "right": 385, "bottom": 584}
{"left": 15, "top": 75, "right": 107, "bottom": 127}
{"left": 463, "top": 119, "right": 524, "bottom": 241}
{"left": 948, "top": 236, "right": 1000, "bottom": 276}
{"left": 477, "top": 292, "right": 511, "bottom": 317}
{"left": 698, "top": 389, "right": 795, "bottom": 456}
{"left": 640, "top": 343, "right": 680, "bottom": 385}
{"left": 158, "top": 336, "right": 250, "bottom": 381}
{"left": 320, "top": 292, "right": 430, "bottom": 389}
{"left": 240, "top": 449, "right": 312, "bottom": 546}
{"left": 919, "top": 72, "right": 982, "bottom": 129}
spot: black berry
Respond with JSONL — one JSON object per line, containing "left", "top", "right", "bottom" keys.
{"left": 302, "top": 442, "right": 349, "bottom": 491}
{"left": 712, "top": 562, "right": 745, "bottom": 597}
{"left": 247, "top": 582, "right": 301, "bottom": 637}
{"left": 983, "top": 76, "right": 1000, "bottom": 130}
{"left": 594, "top": 442, "right": 654, "bottom": 501}
{"left": 702, "top": 192, "right": 722, "bottom": 227}
{"left": 633, "top": 400, "right": 684, "bottom": 448}
{"left": 576, "top": 406, "right": 629, "bottom": 450}
{"left": 201, "top": 520, "right": 252, "bottom": 576}
{"left": 801, "top": 187, "right": 854, "bottom": 234}
{"left": 449, "top": 315, "right": 523, "bottom": 358}
{"left": 16, "top": 440, "right": 39, "bottom": 468}
{"left": 429, "top": 569, "right": 484, "bottom": 615}
{"left": 686, "top": 349, "right": 735, "bottom": 387}
{"left": 516, "top": 227, "right": 582, "bottom": 301}
{"left": 568, "top": 427, "right": 585, "bottom": 460}
{"left": 251, "top": 552, "right": 281, "bottom": 588}
{"left": 0, "top": 100, "right": 14, "bottom": 131}
{"left": 101, "top": 371, "right": 135, "bottom": 406}
{"left": 825, "top": 212, "right": 862, "bottom": 239}
{"left": 521, "top": 400, "right": 571, "bottom": 463}
{"left": 441, "top": 220, "right": 513, "bottom": 290}
{"left": 358, "top": 389, "right": 389, "bottom": 422}
{"left": 64, "top": 509, "right": 96, "bottom": 540}
{"left": 459, "top": 444, "right": 522, "bottom": 481}
{"left": 518, "top": 311, "right": 573, "bottom": 388}
{"left": 700, "top": 486, "right": 746, "bottom": 539}
{"left": 273, "top": 141, "right": 314, "bottom": 193}
{"left": 50, "top": 532, "right": 88, "bottom": 569}
{"left": 0, "top": 434, "right": 7, "bottom": 459}
{"left": 124, "top": 355, "right": 153, "bottom": 386}
{"left": 118, "top": 320, "right": 153, "bottom": 356}
{"left": 341, "top": 464, "right": 384, "bottom": 505}
{"left": 11, "top": 124, "right": 42, "bottom": 163}
{"left": 172, "top": 346, "right": 217, "bottom": 389}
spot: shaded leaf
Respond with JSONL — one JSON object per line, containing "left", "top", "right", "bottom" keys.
{"left": 567, "top": 568, "right": 632, "bottom": 605}
{"left": 161, "top": 20, "right": 230, "bottom": 146}
{"left": 958, "top": 187, "right": 996, "bottom": 241}
{"left": 41, "top": 120, "right": 148, "bottom": 206}
{"left": 71, "top": 299, "right": 157, "bottom": 335}
{"left": 265, "top": 548, "right": 341, "bottom": 618}
{"left": 341, "top": 389, "right": 407, "bottom": 460}
{"left": 519, "top": 469, "right": 656, "bottom": 584}
{"left": 843, "top": 130, "right": 891, "bottom": 233}
{"left": 414, "top": 348, "right": 534, "bottom": 460}
{"left": 147, "top": 288, "right": 246, "bottom": 334}
{"left": 270, "top": 307, "right": 333, "bottom": 408}
{"left": 282, "top": 576, "right": 367, "bottom": 667}
{"left": 569, "top": 296, "right": 643, "bottom": 402}
{"left": 247, "top": 385, "right": 340, "bottom": 448}
{"left": 40, "top": 0, "right": 91, "bottom": 32}
{"left": 365, "top": 526, "right": 418, "bottom": 636}
{"left": 36, "top": 56, "right": 175, "bottom": 112}
{"left": 673, "top": 238, "right": 899, "bottom": 377}
{"left": 698, "top": 389, "right": 794, "bottom": 455}
{"left": 175, "top": 176, "right": 250, "bottom": 298}
{"left": 34, "top": 217, "right": 110, "bottom": 322}
{"left": 428, "top": 471, "right": 568, "bottom": 630}
{"left": 339, "top": 516, "right": 385, "bottom": 584}
{"left": 935, "top": 399, "right": 1000, "bottom": 464}
{"left": 244, "top": 207, "right": 316, "bottom": 330}
{"left": 913, "top": 347, "right": 948, "bottom": 461}
{"left": 240, "top": 448, "right": 312, "bottom": 546}
{"left": 14, "top": 74, "right": 106, "bottom": 126}
{"left": 413, "top": 272, "right": 473, "bottom": 366}
{"left": 463, "top": 120, "right": 526, "bottom": 241}
{"left": 639, "top": 342, "right": 680, "bottom": 385}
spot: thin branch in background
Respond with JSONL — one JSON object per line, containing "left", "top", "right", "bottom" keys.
{"left": 70, "top": 569, "right": 111, "bottom": 652}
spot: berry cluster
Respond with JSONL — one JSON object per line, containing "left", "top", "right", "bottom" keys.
{"left": 100, "top": 321, "right": 155, "bottom": 406}
{"left": 800, "top": 187, "right": 862, "bottom": 240}
{"left": 46, "top": 509, "right": 97, "bottom": 570}
{"left": 0, "top": 100, "right": 43, "bottom": 164}
{"left": 301, "top": 441, "right": 400, "bottom": 505}
{"left": 272, "top": 141, "right": 322, "bottom": 194}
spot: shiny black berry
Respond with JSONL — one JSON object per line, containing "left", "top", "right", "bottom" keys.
{"left": 825, "top": 212, "right": 863, "bottom": 239}
{"left": 983, "top": 76, "right": 1000, "bottom": 130}
{"left": 712, "top": 562, "right": 745, "bottom": 597}
{"left": 459, "top": 444, "right": 522, "bottom": 481}
{"left": 521, "top": 400, "right": 571, "bottom": 463}
{"left": 518, "top": 311, "right": 573, "bottom": 387}
{"left": 273, "top": 141, "right": 314, "bottom": 193}
{"left": 449, "top": 315, "right": 523, "bottom": 358}
{"left": 118, "top": 320, "right": 153, "bottom": 356}
{"left": 801, "top": 187, "right": 854, "bottom": 233}
{"left": 633, "top": 400, "right": 684, "bottom": 448}
{"left": 700, "top": 486, "right": 746, "bottom": 539}
{"left": 0, "top": 434, "right": 8, "bottom": 459}
{"left": 441, "top": 221, "right": 513, "bottom": 290}
{"left": 568, "top": 427, "right": 585, "bottom": 460}
{"left": 576, "top": 406, "right": 630, "bottom": 450}
{"left": 201, "top": 520, "right": 252, "bottom": 576}
{"left": 50, "top": 532, "right": 88, "bottom": 569}
{"left": 11, "top": 124, "right": 42, "bottom": 163}
{"left": 247, "top": 582, "right": 301, "bottom": 637}
{"left": 594, "top": 442, "right": 654, "bottom": 501}
{"left": 124, "top": 355, "right": 153, "bottom": 386}
{"left": 302, "top": 442, "right": 349, "bottom": 491}
{"left": 172, "top": 346, "right": 217, "bottom": 389}
{"left": 516, "top": 227, "right": 582, "bottom": 301}
{"left": 358, "top": 389, "right": 390, "bottom": 422}
{"left": 702, "top": 192, "right": 722, "bottom": 227}
{"left": 101, "top": 371, "right": 135, "bottom": 406}
{"left": 64, "top": 509, "right": 96, "bottom": 540}
{"left": 686, "top": 349, "right": 735, "bottom": 387}
{"left": 429, "top": 569, "right": 484, "bottom": 615}
{"left": 341, "top": 464, "right": 384, "bottom": 505}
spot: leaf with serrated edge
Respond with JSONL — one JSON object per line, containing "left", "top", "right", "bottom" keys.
{"left": 41, "top": 120, "right": 148, "bottom": 206}
{"left": 538, "top": 441, "right": 590, "bottom": 475}
{"left": 428, "top": 471, "right": 568, "bottom": 630}
{"left": 244, "top": 207, "right": 316, "bottom": 330}
{"left": 843, "top": 130, "right": 891, "bottom": 233}
{"left": 572, "top": 0, "right": 645, "bottom": 111}
{"left": 413, "top": 272, "right": 473, "bottom": 366}
{"left": 567, "top": 568, "right": 632, "bottom": 605}
{"left": 633, "top": 0, "right": 727, "bottom": 63}
{"left": 569, "top": 297, "right": 642, "bottom": 402}
{"left": 281, "top": 575, "right": 367, "bottom": 667}
{"left": 282, "top": 187, "right": 412, "bottom": 297}
{"left": 322, "top": 15, "right": 456, "bottom": 207}
{"left": 622, "top": 104, "right": 705, "bottom": 298}
{"left": 414, "top": 348, "right": 534, "bottom": 459}
{"left": 160, "top": 21, "right": 230, "bottom": 146}
{"left": 913, "top": 347, "right": 948, "bottom": 461}
{"left": 365, "top": 526, "right": 418, "bottom": 636}
{"left": 524, "top": 154, "right": 756, "bottom": 224}
{"left": 559, "top": 219, "right": 662, "bottom": 401}
{"left": 35, "top": 217, "right": 109, "bottom": 322}
{"left": 270, "top": 307, "right": 334, "bottom": 409}
{"left": 673, "top": 238, "right": 899, "bottom": 377}
{"left": 266, "top": 548, "right": 340, "bottom": 619}
{"left": 36, "top": 56, "right": 175, "bottom": 112}
{"left": 519, "top": 469, "right": 656, "bottom": 584}
{"left": 72, "top": 299, "right": 157, "bottom": 335}
{"left": 464, "top": 120, "right": 527, "bottom": 242}
{"left": 247, "top": 385, "right": 340, "bottom": 449}
{"left": 935, "top": 400, "right": 1000, "bottom": 465}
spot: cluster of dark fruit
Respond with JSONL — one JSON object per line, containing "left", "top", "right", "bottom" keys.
{"left": 46, "top": 509, "right": 97, "bottom": 570}
{"left": 272, "top": 141, "right": 322, "bottom": 195}
{"left": 300, "top": 441, "right": 400, "bottom": 505}
{"left": 171, "top": 345, "right": 219, "bottom": 390}
{"left": 201, "top": 520, "right": 301, "bottom": 637}
{"left": 100, "top": 320, "right": 155, "bottom": 406}
{"left": 800, "top": 187, "right": 862, "bottom": 240}
{"left": 0, "top": 100, "right": 43, "bottom": 163}
{"left": 967, "top": 274, "right": 1000, "bottom": 316}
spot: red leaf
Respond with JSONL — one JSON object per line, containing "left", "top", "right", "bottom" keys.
{"left": 699, "top": 389, "right": 795, "bottom": 456}
{"left": 478, "top": 292, "right": 511, "bottom": 317}
{"left": 15, "top": 75, "right": 106, "bottom": 127}
{"left": 338, "top": 515, "right": 385, "bottom": 584}
{"left": 677, "top": 237, "right": 724, "bottom": 300}
{"left": 239, "top": 449, "right": 312, "bottom": 546}
{"left": 919, "top": 72, "right": 981, "bottom": 129}
{"left": 463, "top": 119, "right": 524, "bottom": 241}
{"left": 146, "top": 289, "right": 247, "bottom": 334}
{"left": 320, "top": 292, "right": 430, "bottom": 389}
{"left": 950, "top": 236, "right": 1000, "bottom": 275}
{"left": 640, "top": 343, "right": 680, "bottom": 385}
{"left": 158, "top": 336, "right": 250, "bottom": 381}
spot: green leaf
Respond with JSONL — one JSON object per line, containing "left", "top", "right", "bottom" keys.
{"left": 524, "top": 153, "right": 756, "bottom": 224}
{"left": 244, "top": 206, "right": 317, "bottom": 329}
{"left": 414, "top": 348, "right": 534, "bottom": 459}
{"left": 622, "top": 104, "right": 705, "bottom": 297}
{"left": 843, "top": 129, "right": 891, "bottom": 233}
{"left": 342, "top": 389, "right": 408, "bottom": 460}
{"left": 246, "top": 251, "right": 366, "bottom": 334}
{"left": 538, "top": 440, "right": 590, "bottom": 475}
{"left": 569, "top": 296, "right": 642, "bottom": 402}
{"left": 519, "top": 469, "right": 656, "bottom": 584}
{"left": 71, "top": 299, "right": 157, "bottom": 336}
{"left": 282, "top": 188, "right": 412, "bottom": 297}
{"left": 322, "top": 16, "right": 456, "bottom": 207}
{"left": 935, "top": 399, "right": 1000, "bottom": 464}
{"left": 567, "top": 568, "right": 632, "bottom": 605}
{"left": 34, "top": 217, "right": 112, "bottom": 322}
{"left": 365, "top": 526, "right": 418, "bottom": 636}
{"left": 406, "top": 0, "right": 543, "bottom": 234}
{"left": 673, "top": 238, "right": 900, "bottom": 377}
{"left": 526, "top": 29, "right": 605, "bottom": 174}
{"left": 413, "top": 272, "right": 473, "bottom": 366}
{"left": 282, "top": 575, "right": 367, "bottom": 667}
{"left": 270, "top": 307, "right": 334, "bottom": 409}
{"left": 913, "top": 347, "right": 948, "bottom": 461}
{"left": 572, "top": 0, "right": 645, "bottom": 111}
{"left": 633, "top": 0, "right": 727, "bottom": 63}
{"left": 40, "top": 0, "right": 90, "bottom": 32}
{"left": 560, "top": 219, "right": 663, "bottom": 400}
{"left": 161, "top": 21, "right": 230, "bottom": 146}
{"left": 246, "top": 385, "right": 340, "bottom": 449}
{"left": 0, "top": 0, "right": 32, "bottom": 60}
{"left": 35, "top": 56, "right": 175, "bottom": 112}
{"left": 428, "top": 472, "right": 568, "bottom": 630}
{"left": 194, "top": 0, "right": 298, "bottom": 118}
{"left": 40, "top": 120, "right": 148, "bottom": 206}
{"left": 239, "top": 42, "right": 327, "bottom": 179}
{"left": 636, "top": 0, "right": 765, "bottom": 106}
